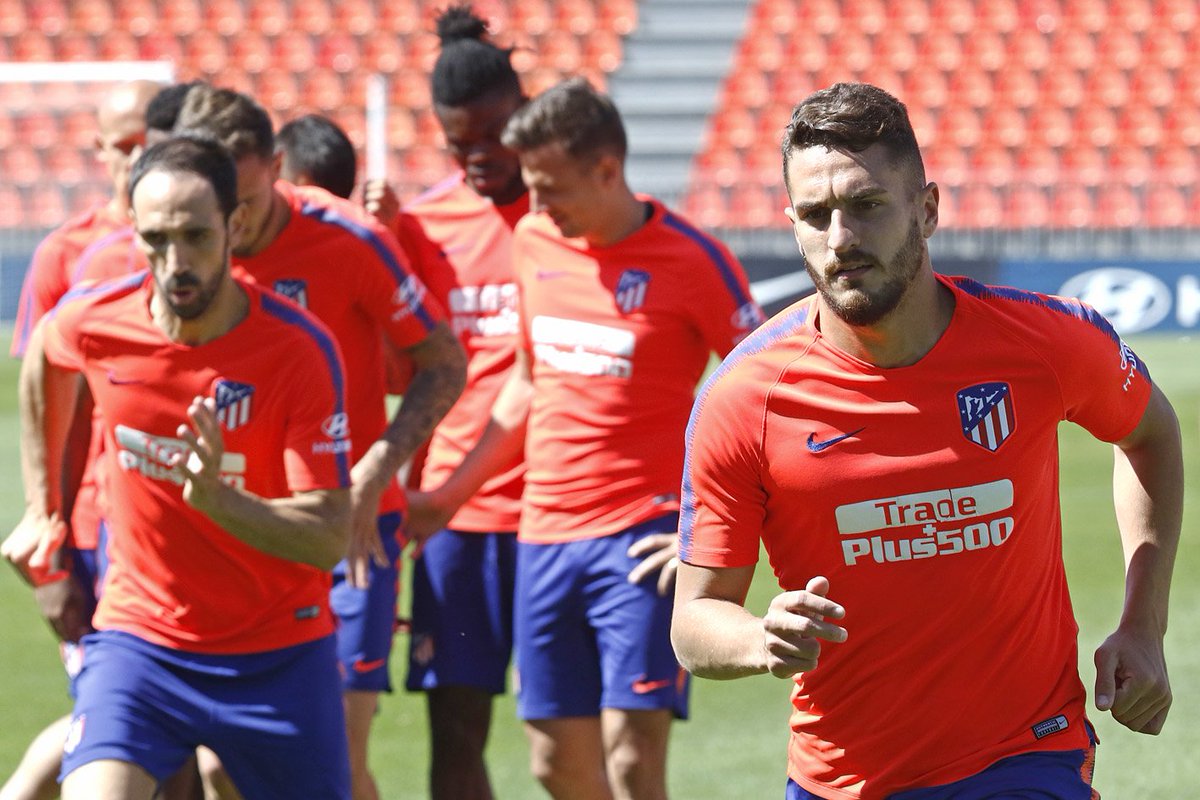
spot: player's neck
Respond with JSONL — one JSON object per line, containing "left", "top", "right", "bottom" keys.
{"left": 237, "top": 188, "right": 292, "bottom": 257}
{"left": 584, "top": 191, "right": 648, "bottom": 248}
{"left": 818, "top": 272, "right": 955, "bottom": 369}
{"left": 151, "top": 279, "right": 250, "bottom": 346}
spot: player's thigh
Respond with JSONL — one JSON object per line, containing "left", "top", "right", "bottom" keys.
{"left": 330, "top": 512, "right": 403, "bottom": 693}
{"left": 61, "top": 759, "right": 157, "bottom": 800}
{"left": 514, "top": 539, "right": 602, "bottom": 720}
{"left": 407, "top": 529, "right": 516, "bottom": 694}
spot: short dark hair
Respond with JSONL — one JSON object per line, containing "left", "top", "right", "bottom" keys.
{"left": 128, "top": 135, "right": 239, "bottom": 219}
{"left": 276, "top": 114, "right": 357, "bottom": 199}
{"left": 431, "top": 5, "right": 522, "bottom": 107}
{"left": 145, "top": 80, "right": 207, "bottom": 134}
{"left": 175, "top": 85, "right": 274, "bottom": 161}
{"left": 501, "top": 77, "right": 626, "bottom": 162}
{"left": 782, "top": 82, "right": 925, "bottom": 188}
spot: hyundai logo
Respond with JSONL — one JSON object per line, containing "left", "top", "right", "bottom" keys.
{"left": 1059, "top": 268, "right": 1171, "bottom": 334}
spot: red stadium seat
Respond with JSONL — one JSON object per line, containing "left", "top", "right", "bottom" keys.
{"left": 229, "top": 31, "right": 271, "bottom": 74}
{"left": 378, "top": 0, "right": 421, "bottom": 35}
{"left": 29, "top": 186, "right": 67, "bottom": 228}
{"left": 274, "top": 31, "right": 317, "bottom": 74}
{"left": 1059, "top": 145, "right": 1106, "bottom": 187}
{"left": 923, "top": 146, "right": 969, "bottom": 188}
{"left": 1049, "top": 28, "right": 1096, "bottom": 72}
{"left": 511, "top": 0, "right": 552, "bottom": 35}
{"left": 0, "top": 0, "right": 27, "bottom": 37}
{"left": 729, "top": 185, "right": 780, "bottom": 229}
{"left": 1050, "top": 185, "right": 1096, "bottom": 228}
{"left": 873, "top": 30, "right": 918, "bottom": 73}
{"left": 386, "top": 108, "right": 417, "bottom": 150}
{"left": 796, "top": 0, "right": 841, "bottom": 37}
{"left": 255, "top": 69, "right": 300, "bottom": 114}
{"left": 97, "top": 30, "right": 139, "bottom": 61}
{"left": 362, "top": 32, "right": 407, "bottom": 73}
{"left": 583, "top": 29, "right": 624, "bottom": 73}
{"left": 992, "top": 66, "right": 1038, "bottom": 110}
{"left": 692, "top": 148, "right": 742, "bottom": 189}
{"left": 1153, "top": 145, "right": 1199, "bottom": 187}
{"left": 1106, "top": 146, "right": 1153, "bottom": 187}
{"left": 916, "top": 29, "right": 963, "bottom": 73}
{"left": 1111, "top": 0, "right": 1154, "bottom": 32}
{"left": 743, "top": 145, "right": 783, "bottom": 187}
{"left": 113, "top": 0, "right": 156, "bottom": 37}
{"left": 1037, "top": 68, "right": 1084, "bottom": 111}
{"left": 246, "top": 0, "right": 289, "bottom": 36}
{"left": 1129, "top": 65, "right": 1176, "bottom": 109}
{"left": 1002, "top": 184, "right": 1052, "bottom": 228}
{"left": 138, "top": 32, "right": 183, "bottom": 64}
{"left": 17, "top": 112, "right": 59, "bottom": 151}
{"left": 1115, "top": 103, "right": 1163, "bottom": 150}
{"left": 70, "top": 0, "right": 114, "bottom": 36}
{"left": 1156, "top": 0, "right": 1198, "bottom": 32}
{"left": 408, "top": 31, "right": 443, "bottom": 72}
{"left": 331, "top": 108, "right": 365, "bottom": 150}
{"left": 28, "top": 0, "right": 67, "bottom": 36}
{"left": 977, "top": 0, "right": 1019, "bottom": 33}
{"left": 948, "top": 67, "right": 993, "bottom": 111}
{"left": 929, "top": 0, "right": 976, "bottom": 34}
{"left": 679, "top": 184, "right": 727, "bottom": 231}
{"left": 841, "top": 0, "right": 888, "bottom": 35}
{"left": 333, "top": 0, "right": 377, "bottom": 36}
{"left": 401, "top": 145, "right": 452, "bottom": 189}
{"left": 1095, "top": 28, "right": 1142, "bottom": 72}
{"left": 0, "top": 113, "right": 18, "bottom": 150}
{"left": 902, "top": 68, "right": 948, "bottom": 111}
{"left": 827, "top": 35, "right": 874, "bottom": 75}
{"left": 741, "top": 31, "right": 786, "bottom": 73}
{"left": 960, "top": 30, "right": 1006, "bottom": 73}
{"left": 1025, "top": 106, "right": 1072, "bottom": 149}
{"left": 1142, "top": 27, "right": 1188, "bottom": 71}
{"left": 1085, "top": 65, "right": 1130, "bottom": 110}
{"left": 1005, "top": 28, "right": 1050, "bottom": 72}
{"left": 1064, "top": 0, "right": 1110, "bottom": 33}
{"left": 952, "top": 185, "right": 1004, "bottom": 230}
{"left": 554, "top": 0, "right": 597, "bottom": 36}
{"left": 292, "top": 0, "right": 333, "bottom": 35}
{"left": 538, "top": 30, "right": 584, "bottom": 73}
{"left": 55, "top": 33, "right": 98, "bottom": 62}
{"left": 1014, "top": 145, "right": 1061, "bottom": 188}
{"left": 980, "top": 106, "right": 1026, "bottom": 149}
{"left": 0, "top": 186, "right": 25, "bottom": 228}
{"left": 185, "top": 30, "right": 229, "bottom": 76}
{"left": 300, "top": 69, "right": 346, "bottom": 113}
{"left": 160, "top": 0, "right": 202, "bottom": 36}
{"left": 62, "top": 109, "right": 96, "bottom": 150}
{"left": 318, "top": 33, "right": 360, "bottom": 74}
{"left": 1073, "top": 105, "right": 1117, "bottom": 149}
{"left": 935, "top": 104, "right": 982, "bottom": 149}
{"left": 202, "top": 0, "right": 244, "bottom": 36}
{"left": 43, "top": 147, "right": 88, "bottom": 188}
{"left": 722, "top": 69, "right": 771, "bottom": 112}
{"left": 1143, "top": 184, "right": 1189, "bottom": 227}
{"left": 596, "top": 0, "right": 638, "bottom": 35}
{"left": 887, "top": 0, "right": 931, "bottom": 35}
{"left": 968, "top": 144, "right": 1016, "bottom": 188}
{"left": 2, "top": 144, "right": 44, "bottom": 188}
{"left": 1095, "top": 184, "right": 1141, "bottom": 227}
{"left": 12, "top": 30, "right": 56, "bottom": 62}
{"left": 778, "top": 33, "right": 826, "bottom": 74}
{"left": 1162, "top": 106, "right": 1200, "bottom": 147}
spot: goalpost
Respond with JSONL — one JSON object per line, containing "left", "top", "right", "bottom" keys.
{"left": 0, "top": 60, "right": 175, "bottom": 330}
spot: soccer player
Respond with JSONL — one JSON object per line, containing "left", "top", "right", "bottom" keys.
{"left": 276, "top": 114, "right": 359, "bottom": 201}
{"left": 144, "top": 80, "right": 207, "bottom": 147}
{"left": 3, "top": 135, "right": 355, "bottom": 798}
{"left": 363, "top": 7, "right": 529, "bottom": 798}
{"left": 411, "top": 77, "right": 763, "bottom": 800}
{"left": 175, "top": 86, "right": 466, "bottom": 800}
{"left": 3, "top": 77, "right": 161, "bottom": 800}
{"left": 672, "top": 82, "right": 1183, "bottom": 799}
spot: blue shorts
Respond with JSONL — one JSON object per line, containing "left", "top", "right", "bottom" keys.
{"left": 62, "top": 630, "right": 349, "bottom": 799}
{"left": 330, "top": 512, "right": 403, "bottom": 692}
{"left": 514, "top": 513, "right": 689, "bottom": 721}
{"left": 406, "top": 529, "right": 517, "bottom": 695}
{"left": 786, "top": 729, "right": 1098, "bottom": 799}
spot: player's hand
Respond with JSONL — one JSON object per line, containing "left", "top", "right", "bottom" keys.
{"left": 762, "top": 576, "right": 847, "bottom": 678}
{"left": 34, "top": 573, "right": 92, "bottom": 643}
{"left": 626, "top": 533, "right": 680, "bottom": 596}
{"left": 362, "top": 179, "right": 400, "bottom": 228}
{"left": 404, "top": 488, "right": 453, "bottom": 559}
{"left": 1, "top": 509, "right": 69, "bottom": 586}
{"left": 1094, "top": 624, "right": 1172, "bottom": 734}
{"left": 346, "top": 465, "right": 389, "bottom": 588}
{"left": 173, "top": 396, "right": 227, "bottom": 514}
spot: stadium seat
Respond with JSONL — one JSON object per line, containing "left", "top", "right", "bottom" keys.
{"left": 511, "top": 0, "right": 552, "bottom": 35}
{"left": 928, "top": 0, "right": 975, "bottom": 34}
{"left": 1086, "top": 66, "right": 1130, "bottom": 110}
{"left": 935, "top": 105, "right": 982, "bottom": 149}
{"left": 274, "top": 31, "right": 317, "bottom": 74}
{"left": 292, "top": 0, "right": 333, "bottom": 35}
{"left": 0, "top": 114, "right": 15, "bottom": 151}
{"left": 693, "top": 148, "right": 745, "bottom": 190}
{"left": 1106, "top": 146, "right": 1153, "bottom": 187}
{"left": 330, "top": 108, "right": 365, "bottom": 150}
{"left": 408, "top": 31, "right": 443, "bottom": 72}
{"left": 138, "top": 32, "right": 184, "bottom": 64}
{"left": 401, "top": 145, "right": 453, "bottom": 189}
{"left": 388, "top": 69, "right": 433, "bottom": 113}
{"left": 1112, "top": 0, "right": 1154, "bottom": 32}
{"left": 17, "top": 112, "right": 59, "bottom": 152}
{"left": 28, "top": 186, "right": 67, "bottom": 228}
{"left": 539, "top": 30, "right": 584, "bottom": 73}
{"left": 1095, "top": 28, "right": 1142, "bottom": 72}
{"left": 901, "top": 68, "right": 948, "bottom": 112}
{"left": 387, "top": 108, "right": 417, "bottom": 150}
{"left": 333, "top": 0, "right": 377, "bottom": 36}
{"left": 1095, "top": 184, "right": 1141, "bottom": 227}
{"left": 952, "top": 185, "right": 1004, "bottom": 230}
{"left": 1014, "top": 145, "right": 1061, "bottom": 188}
{"left": 96, "top": 29, "right": 139, "bottom": 62}
{"left": 1050, "top": 185, "right": 1096, "bottom": 228}
{"left": 1115, "top": 103, "right": 1163, "bottom": 150}
{"left": 1064, "top": 0, "right": 1110, "bottom": 33}
{"left": 70, "top": 0, "right": 114, "bottom": 36}
{"left": 202, "top": 0, "right": 244, "bottom": 36}
{"left": 1162, "top": 105, "right": 1200, "bottom": 147}
{"left": 597, "top": 0, "right": 638, "bottom": 35}
{"left": 1129, "top": 65, "right": 1175, "bottom": 109}
{"left": 1001, "top": 184, "right": 1052, "bottom": 228}
{"left": 552, "top": 0, "right": 597, "bottom": 36}
{"left": 887, "top": 0, "right": 931, "bottom": 35}
{"left": 980, "top": 106, "right": 1025, "bottom": 149}
{"left": 377, "top": 0, "right": 421, "bottom": 35}
{"left": 54, "top": 33, "right": 98, "bottom": 63}
{"left": 796, "top": 0, "right": 841, "bottom": 36}
{"left": 679, "top": 184, "right": 727, "bottom": 231}
{"left": 992, "top": 66, "right": 1038, "bottom": 110}
{"left": 1153, "top": 144, "right": 1199, "bottom": 187}
{"left": 923, "top": 146, "right": 969, "bottom": 187}
{"left": 43, "top": 147, "right": 88, "bottom": 188}
{"left": 915, "top": 29, "right": 963, "bottom": 73}
{"left": 976, "top": 0, "right": 1019, "bottom": 34}
{"left": 159, "top": 0, "right": 202, "bottom": 36}
{"left": 229, "top": 32, "right": 272, "bottom": 74}
{"left": 185, "top": 30, "right": 229, "bottom": 76}
{"left": 61, "top": 109, "right": 95, "bottom": 150}
{"left": 0, "top": 186, "right": 25, "bottom": 228}
{"left": 1143, "top": 184, "right": 1189, "bottom": 227}
{"left": 0, "top": 0, "right": 27, "bottom": 37}
{"left": 2, "top": 144, "right": 42, "bottom": 189}
{"left": 113, "top": 0, "right": 156, "bottom": 37}
{"left": 318, "top": 33, "right": 360, "bottom": 74}
{"left": 1005, "top": 28, "right": 1051, "bottom": 72}
{"left": 1073, "top": 105, "right": 1117, "bottom": 149}
{"left": 1038, "top": 68, "right": 1085, "bottom": 111}
{"left": 245, "top": 0, "right": 289, "bottom": 36}
{"left": 300, "top": 68, "right": 346, "bottom": 112}
{"left": 722, "top": 68, "right": 772, "bottom": 112}
{"left": 1060, "top": 145, "right": 1106, "bottom": 187}
{"left": 255, "top": 69, "right": 300, "bottom": 114}
{"left": 11, "top": 30, "right": 56, "bottom": 62}
{"left": 968, "top": 144, "right": 1016, "bottom": 188}
{"left": 872, "top": 30, "right": 918, "bottom": 73}
{"left": 948, "top": 66, "right": 993, "bottom": 111}
{"left": 27, "top": 0, "right": 67, "bottom": 36}
{"left": 1025, "top": 106, "right": 1073, "bottom": 149}
{"left": 827, "top": 35, "right": 874, "bottom": 75}
{"left": 960, "top": 30, "right": 1006, "bottom": 73}
{"left": 362, "top": 32, "right": 407, "bottom": 73}
{"left": 1156, "top": 0, "right": 1198, "bottom": 32}
{"left": 729, "top": 185, "right": 780, "bottom": 229}
{"left": 583, "top": 29, "right": 624, "bottom": 73}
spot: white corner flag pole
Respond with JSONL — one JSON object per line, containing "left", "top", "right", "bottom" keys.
{"left": 365, "top": 73, "right": 389, "bottom": 182}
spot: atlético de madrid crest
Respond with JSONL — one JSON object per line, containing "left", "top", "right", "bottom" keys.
{"left": 214, "top": 380, "right": 255, "bottom": 431}
{"left": 614, "top": 269, "right": 651, "bottom": 313}
{"left": 956, "top": 382, "right": 1014, "bottom": 452}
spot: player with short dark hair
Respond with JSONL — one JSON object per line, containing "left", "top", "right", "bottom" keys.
{"left": 276, "top": 114, "right": 358, "bottom": 200}
{"left": 177, "top": 85, "right": 467, "bottom": 800}
{"left": 672, "top": 82, "right": 1183, "bottom": 799}
{"left": 363, "top": 7, "right": 528, "bottom": 798}
{"left": 5, "top": 134, "right": 356, "bottom": 799}
{"left": 145, "top": 80, "right": 208, "bottom": 147}
{"left": 411, "top": 77, "right": 763, "bottom": 800}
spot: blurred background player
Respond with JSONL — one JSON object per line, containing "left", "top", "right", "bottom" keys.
{"left": 175, "top": 85, "right": 466, "bottom": 800}
{"left": 276, "top": 114, "right": 358, "bottom": 201}
{"left": 672, "top": 82, "right": 1181, "bottom": 799}
{"left": 4, "top": 134, "right": 355, "bottom": 799}
{"left": 362, "top": 7, "right": 529, "bottom": 799}
{"left": 144, "top": 80, "right": 208, "bottom": 148}
{"left": 2, "top": 77, "right": 163, "bottom": 800}
{"left": 409, "top": 77, "right": 764, "bottom": 800}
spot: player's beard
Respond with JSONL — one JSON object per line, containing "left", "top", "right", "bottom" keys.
{"left": 807, "top": 219, "right": 926, "bottom": 327}
{"left": 158, "top": 267, "right": 224, "bottom": 321}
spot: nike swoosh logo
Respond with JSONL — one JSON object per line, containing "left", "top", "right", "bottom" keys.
{"left": 106, "top": 371, "right": 143, "bottom": 385}
{"left": 352, "top": 657, "right": 387, "bottom": 673}
{"left": 632, "top": 678, "right": 673, "bottom": 695}
{"left": 806, "top": 427, "right": 865, "bottom": 453}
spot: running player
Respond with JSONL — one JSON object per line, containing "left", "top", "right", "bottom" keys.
{"left": 411, "top": 77, "right": 763, "bottom": 800}
{"left": 4, "top": 135, "right": 355, "bottom": 799}
{"left": 175, "top": 86, "right": 466, "bottom": 800}
{"left": 3, "top": 78, "right": 161, "bottom": 800}
{"left": 361, "top": 8, "right": 528, "bottom": 799}
{"left": 672, "top": 82, "right": 1182, "bottom": 799}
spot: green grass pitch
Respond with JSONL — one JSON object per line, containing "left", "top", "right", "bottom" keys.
{"left": 0, "top": 332, "right": 1196, "bottom": 797}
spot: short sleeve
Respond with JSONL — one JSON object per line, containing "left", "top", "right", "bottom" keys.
{"left": 674, "top": 223, "right": 765, "bottom": 358}
{"left": 353, "top": 220, "right": 447, "bottom": 350}
{"left": 11, "top": 236, "right": 71, "bottom": 357}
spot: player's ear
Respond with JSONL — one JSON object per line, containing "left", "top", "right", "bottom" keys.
{"left": 227, "top": 201, "right": 249, "bottom": 245}
{"left": 269, "top": 150, "right": 284, "bottom": 181}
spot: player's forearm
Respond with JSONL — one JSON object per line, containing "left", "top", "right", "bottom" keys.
{"left": 672, "top": 597, "right": 770, "bottom": 679}
{"left": 198, "top": 486, "right": 352, "bottom": 571}
{"left": 1112, "top": 386, "right": 1183, "bottom": 636}
{"left": 18, "top": 329, "right": 78, "bottom": 517}
{"left": 360, "top": 324, "right": 467, "bottom": 492}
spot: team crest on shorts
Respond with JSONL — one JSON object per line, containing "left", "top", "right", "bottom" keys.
{"left": 214, "top": 380, "right": 255, "bottom": 431}
{"left": 614, "top": 269, "right": 651, "bottom": 313}
{"left": 64, "top": 714, "right": 85, "bottom": 755}
{"left": 957, "top": 382, "right": 1015, "bottom": 452}
{"left": 273, "top": 278, "right": 309, "bottom": 308}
